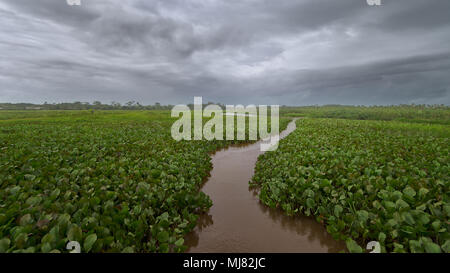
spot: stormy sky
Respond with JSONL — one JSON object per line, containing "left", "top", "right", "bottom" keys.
{"left": 1, "top": 0, "right": 449, "bottom": 105}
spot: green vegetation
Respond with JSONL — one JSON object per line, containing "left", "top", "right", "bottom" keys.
{"left": 253, "top": 118, "right": 449, "bottom": 253}
{"left": 0, "top": 100, "right": 227, "bottom": 111}
{"left": 1, "top": 105, "right": 448, "bottom": 253}
{"left": 0, "top": 101, "right": 173, "bottom": 111}
{"left": 281, "top": 105, "right": 450, "bottom": 125}
{"left": 0, "top": 110, "right": 288, "bottom": 253}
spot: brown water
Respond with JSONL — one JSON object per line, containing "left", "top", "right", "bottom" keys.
{"left": 185, "top": 119, "right": 345, "bottom": 252}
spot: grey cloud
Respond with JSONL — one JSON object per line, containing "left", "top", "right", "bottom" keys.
{"left": 373, "top": 0, "right": 450, "bottom": 32}
{"left": 0, "top": 0, "right": 449, "bottom": 105}
{"left": 2, "top": 0, "right": 100, "bottom": 27}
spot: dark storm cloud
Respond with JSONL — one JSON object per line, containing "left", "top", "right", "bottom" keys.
{"left": 372, "top": 0, "right": 450, "bottom": 32}
{"left": 2, "top": 0, "right": 100, "bottom": 27}
{"left": 269, "top": 52, "right": 450, "bottom": 105}
{"left": 0, "top": 0, "right": 449, "bottom": 105}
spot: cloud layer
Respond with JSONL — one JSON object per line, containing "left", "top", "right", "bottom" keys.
{"left": 1, "top": 0, "right": 449, "bottom": 105}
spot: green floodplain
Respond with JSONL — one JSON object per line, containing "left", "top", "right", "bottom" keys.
{"left": 0, "top": 105, "right": 448, "bottom": 253}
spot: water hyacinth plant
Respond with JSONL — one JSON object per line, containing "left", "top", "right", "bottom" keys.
{"left": 0, "top": 110, "right": 288, "bottom": 253}
{"left": 253, "top": 118, "right": 449, "bottom": 253}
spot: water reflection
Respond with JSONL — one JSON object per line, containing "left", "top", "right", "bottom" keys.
{"left": 195, "top": 213, "right": 214, "bottom": 231}
{"left": 185, "top": 119, "right": 345, "bottom": 253}
{"left": 253, "top": 194, "right": 344, "bottom": 253}
{"left": 186, "top": 213, "right": 213, "bottom": 249}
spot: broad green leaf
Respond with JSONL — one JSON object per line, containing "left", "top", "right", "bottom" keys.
{"left": 67, "top": 225, "right": 82, "bottom": 242}
{"left": 157, "top": 231, "right": 169, "bottom": 243}
{"left": 84, "top": 234, "right": 97, "bottom": 252}
{"left": 441, "top": 240, "right": 450, "bottom": 253}
{"left": 346, "top": 239, "right": 363, "bottom": 253}
{"left": 423, "top": 242, "right": 442, "bottom": 253}
{"left": 334, "top": 205, "right": 343, "bottom": 217}
{"left": 174, "top": 238, "right": 184, "bottom": 247}
{"left": 0, "top": 238, "right": 11, "bottom": 253}
{"left": 402, "top": 187, "right": 416, "bottom": 198}
{"left": 121, "top": 247, "right": 134, "bottom": 253}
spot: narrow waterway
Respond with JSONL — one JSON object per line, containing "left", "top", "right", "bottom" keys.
{"left": 185, "top": 119, "right": 345, "bottom": 252}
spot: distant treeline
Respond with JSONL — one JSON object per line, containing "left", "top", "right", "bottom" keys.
{"left": 2, "top": 102, "right": 448, "bottom": 111}
{"left": 0, "top": 101, "right": 174, "bottom": 110}
{"left": 0, "top": 102, "right": 449, "bottom": 125}
{"left": 0, "top": 101, "right": 233, "bottom": 111}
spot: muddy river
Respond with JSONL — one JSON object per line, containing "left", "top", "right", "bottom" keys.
{"left": 185, "top": 119, "right": 345, "bottom": 252}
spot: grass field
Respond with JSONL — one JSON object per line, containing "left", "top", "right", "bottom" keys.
{"left": 281, "top": 105, "right": 450, "bottom": 125}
